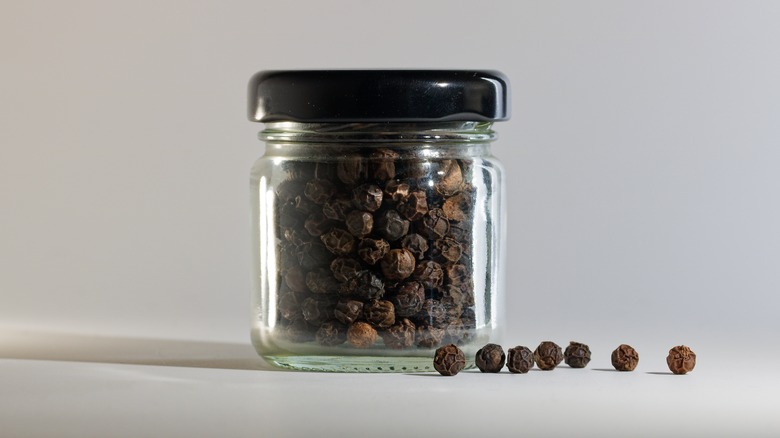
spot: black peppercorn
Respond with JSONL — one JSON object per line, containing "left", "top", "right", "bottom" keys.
{"left": 333, "top": 298, "right": 364, "bottom": 325}
{"left": 416, "top": 298, "right": 447, "bottom": 328}
{"left": 413, "top": 260, "right": 444, "bottom": 290}
{"left": 304, "top": 212, "right": 336, "bottom": 237}
{"left": 346, "top": 321, "right": 377, "bottom": 348}
{"left": 364, "top": 299, "right": 396, "bottom": 329}
{"left": 564, "top": 341, "right": 591, "bottom": 368}
{"left": 433, "top": 344, "right": 466, "bottom": 376}
{"left": 384, "top": 180, "right": 410, "bottom": 203}
{"left": 398, "top": 190, "right": 429, "bottom": 221}
{"left": 276, "top": 179, "right": 305, "bottom": 203}
{"left": 340, "top": 270, "right": 385, "bottom": 300}
{"left": 304, "top": 178, "right": 336, "bottom": 205}
{"left": 315, "top": 320, "right": 347, "bottom": 346}
{"left": 375, "top": 210, "right": 410, "bottom": 242}
{"left": 283, "top": 265, "right": 308, "bottom": 294}
{"left": 322, "top": 194, "right": 353, "bottom": 221}
{"left": 277, "top": 291, "right": 302, "bottom": 321}
{"left": 370, "top": 148, "right": 399, "bottom": 180}
{"left": 611, "top": 344, "right": 639, "bottom": 371}
{"left": 381, "top": 318, "right": 415, "bottom": 349}
{"left": 506, "top": 346, "right": 534, "bottom": 373}
{"left": 475, "top": 343, "right": 506, "bottom": 373}
{"left": 357, "top": 238, "right": 390, "bottom": 265}
{"left": 534, "top": 341, "right": 564, "bottom": 370}
{"left": 400, "top": 233, "right": 429, "bottom": 260}
{"left": 442, "top": 191, "right": 471, "bottom": 222}
{"left": 434, "top": 160, "right": 463, "bottom": 196}
{"left": 380, "top": 249, "right": 416, "bottom": 281}
{"left": 329, "top": 257, "right": 362, "bottom": 282}
{"left": 305, "top": 268, "right": 339, "bottom": 294}
{"left": 283, "top": 319, "right": 315, "bottom": 343}
{"left": 416, "top": 324, "right": 445, "bottom": 348}
{"left": 432, "top": 237, "right": 463, "bottom": 264}
{"left": 666, "top": 345, "right": 696, "bottom": 374}
{"left": 345, "top": 210, "right": 374, "bottom": 237}
{"left": 296, "top": 241, "right": 333, "bottom": 270}
{"left": 391, "top": 281, "right": 425, "bottom": 317}
{"left": 320, "top": 228, "right": 355, "bottom": 256}
{"left": 352, "top": 183, "right": 383, "bottom": 212}
{"left": 301, "top": 297, "right": 336, "bottom": 326}
{"left": 337, "top": 157, "right": 367, "bottom": 185}
{"left": 418, "top": 208, "right": 450, "bottom": 240}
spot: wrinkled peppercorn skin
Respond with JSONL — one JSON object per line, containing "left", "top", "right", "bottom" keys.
{"left": 433, "top": 344, "right": 466, "bottom": 376}
{"left": 534, "top": 341, "right": 564, "bottom": 370}
{"left": 506, "top": 346, "right": 534, "bottom": 373}
{"left": 564, "top": 341, "right": 591, "bottom": 368}
{"left": 475, "top": 343, "right": 506, "bottom": 373}
{"left": 611, "top": 344, "right": 639, "bottom": 371}
{"left": 666, "top": 345, "right": 696, "bottom": 374}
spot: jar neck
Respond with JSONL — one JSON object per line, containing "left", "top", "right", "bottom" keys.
{"left": 258, "top": 121, "right": 496, "bottom": 143}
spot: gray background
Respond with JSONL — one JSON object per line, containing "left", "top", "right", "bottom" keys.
{"left": 3, "top": 1, "right": 780, "bottom": 436}
{"left": 3, "top": 0, "right": 778, "bottom": 347}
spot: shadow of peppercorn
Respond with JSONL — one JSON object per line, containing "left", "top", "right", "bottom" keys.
{"left": 0, "top": 329, "right": 272, "bottom": 371}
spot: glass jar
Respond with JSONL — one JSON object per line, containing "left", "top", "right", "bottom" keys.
{"left": 248, "top": 70, "right": 510, "bottom": 372}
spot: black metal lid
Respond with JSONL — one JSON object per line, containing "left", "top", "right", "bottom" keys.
{"left": 248, "top": 70, "right": 510, "bottom": 123}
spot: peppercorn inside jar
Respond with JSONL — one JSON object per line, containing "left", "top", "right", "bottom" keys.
{"left": 248, "top": 70, "right": 510, "bottom": 372}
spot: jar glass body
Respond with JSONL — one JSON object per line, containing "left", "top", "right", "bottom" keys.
{"left": 250, "top": 122, "right": 505, "bottom": 372}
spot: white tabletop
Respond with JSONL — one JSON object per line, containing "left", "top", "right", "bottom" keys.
{"left": 2, "top": 329, "right": 777, "bottom": 437}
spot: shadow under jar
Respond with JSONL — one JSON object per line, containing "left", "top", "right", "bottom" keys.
{"left": 248, "top": 70, "right": 510, "bottom": 372}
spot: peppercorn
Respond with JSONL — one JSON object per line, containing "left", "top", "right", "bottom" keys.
{"left": 564, "top": 341, "right": 591, "bottom": 368}
{"left": 315, "top": 320, "right": 347, "bottom": 346}
{"left": 296, "top": 241, "right": 333, "bottom": 270}
{"left": 337, "top": 157, "right": 367, "bottom": 184}
{"left": 333, "top": 298, "right": 364, "bottom": 325}
{"left": 433, "top": 344, "right": 466, "bottom": 376}
{"left": 364, "top": 299, "right": 396, "bottom": 329}
{"left": 398, "top": 190, "right": 429, "bottom": 221}
{"left": 322, "top": 194, "right": 353, "bottom": 221}
{"left": 330, "top": 257, "right": 362, "bottom": 282}
{"left": 391, "top": 281, "right": 425, "bottom": 317}
{"left": 303, "top": 212, "right": 335, "bottom": 237}
{"left": 534, "top": 341, "right": 564, "bottom": 370}
{"left": 666, "top": 345, "right": 696, "bottom": 374}
{"left": 611, "top": 344, "right": 639, "bottom": 371}
{"left": 345, "top": 210, "right": 374, "bottom": 237}
{"left": 506, "top": 346, "right": 534, "bottom": 373}
{"left": 304, "top": 268, "right": 339, "bottom": 294}
{"left": 304, "top": 178, "right": 335, "bottom": 205}
{"left": 320, "top": 228, "right": 355, "bottom": 256}
{"left": 418, "top": 208, "right": 449, "bottom": 240}
{"left": 413, "top": 260, "right": 444, "bottom": 290}
{"left": 346, "top": 321, "right": 378, "bottom": 348}
{"left": 381, "top": 318, "right": 415, "bottom": 349}
{"left": 276, "top": 179, "right": 305, "bottom": 203}
{"left": 352, "top": 183, "right": 383, "bottom": 212}
{"left": 283, "top": 265, "right": 308, "bottom": 293}
{"left": 384, "top": 180, "right": 410, "bottom": 203}
{"left": 380, "top": 249, "right": 416, "bottom": 281}
{"left": 400, "top": 233, "right": 429, "bottom": 260}
{"left": 301, "top": 297, "right": 335, "bottom": 326}
{"left": 293, "top": 195, "right": 317, "bottom": 216}
{"left": 277, "top": 291, "right": 302, "bottom": 321}
{"left": 340, "top": 270, "right": 385, "bottom": 300}
{"left": 415, "top": 324, "right": 445, "bottom": 349}
{"left": 475, "top": 343, "right": 505, "bottom": 373}
{"left": 357, "top": 238, "right": 390, "bottom": 265}
{"left": 375, "top": 210, "right": 410, "bottom": 242}
{"left": 434, "top": 160, "right": 463, "bottom": 196}
{"left": 442, "top": 191, "right": 471, "bottom": 222}
{"left": 432, "top": 237, "right": 462, "bottom": 264}
{"left": 370, "top": 148, "right": 399, "bottom": 180}
{"left": 416, "top": 298, "right": 447, "bottom": 328}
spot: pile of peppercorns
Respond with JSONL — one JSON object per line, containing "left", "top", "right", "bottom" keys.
{"left": 273, "top": 152, "right": 480, "bottom": 349}
{"left": 433, "top": 342, "right": 696, "bottom": 375}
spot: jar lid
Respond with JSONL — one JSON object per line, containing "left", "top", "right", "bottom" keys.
{"left": 248, "top": 70, "right": 510, "bottom": 123}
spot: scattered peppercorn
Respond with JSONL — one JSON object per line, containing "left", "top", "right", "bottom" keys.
{"left": 475, "top": 343, "right": 506, "bottom": 373}
{"left": 564, "top": 341, "right": 591, "bottom": 368}
{"left": 433, "top": 344, "right": 466, "bottom": 376}
{"left": 611, "top": 344, "right": 639, "bottom": 371}
{"left": 346, "top": 321, "right": 378, "bottom": 348}
{"left": 534, "top": 341, "right": 564, "bottom": 370}
{"left": 506, "top": 346, "right": 534, "bottom": 373}
{"left": 666, "top": 345, "right": 696, "bottom": 374}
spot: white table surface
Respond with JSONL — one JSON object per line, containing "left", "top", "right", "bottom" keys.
{"left": 2, "top": 329, "right": 778, "bottom": 437}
